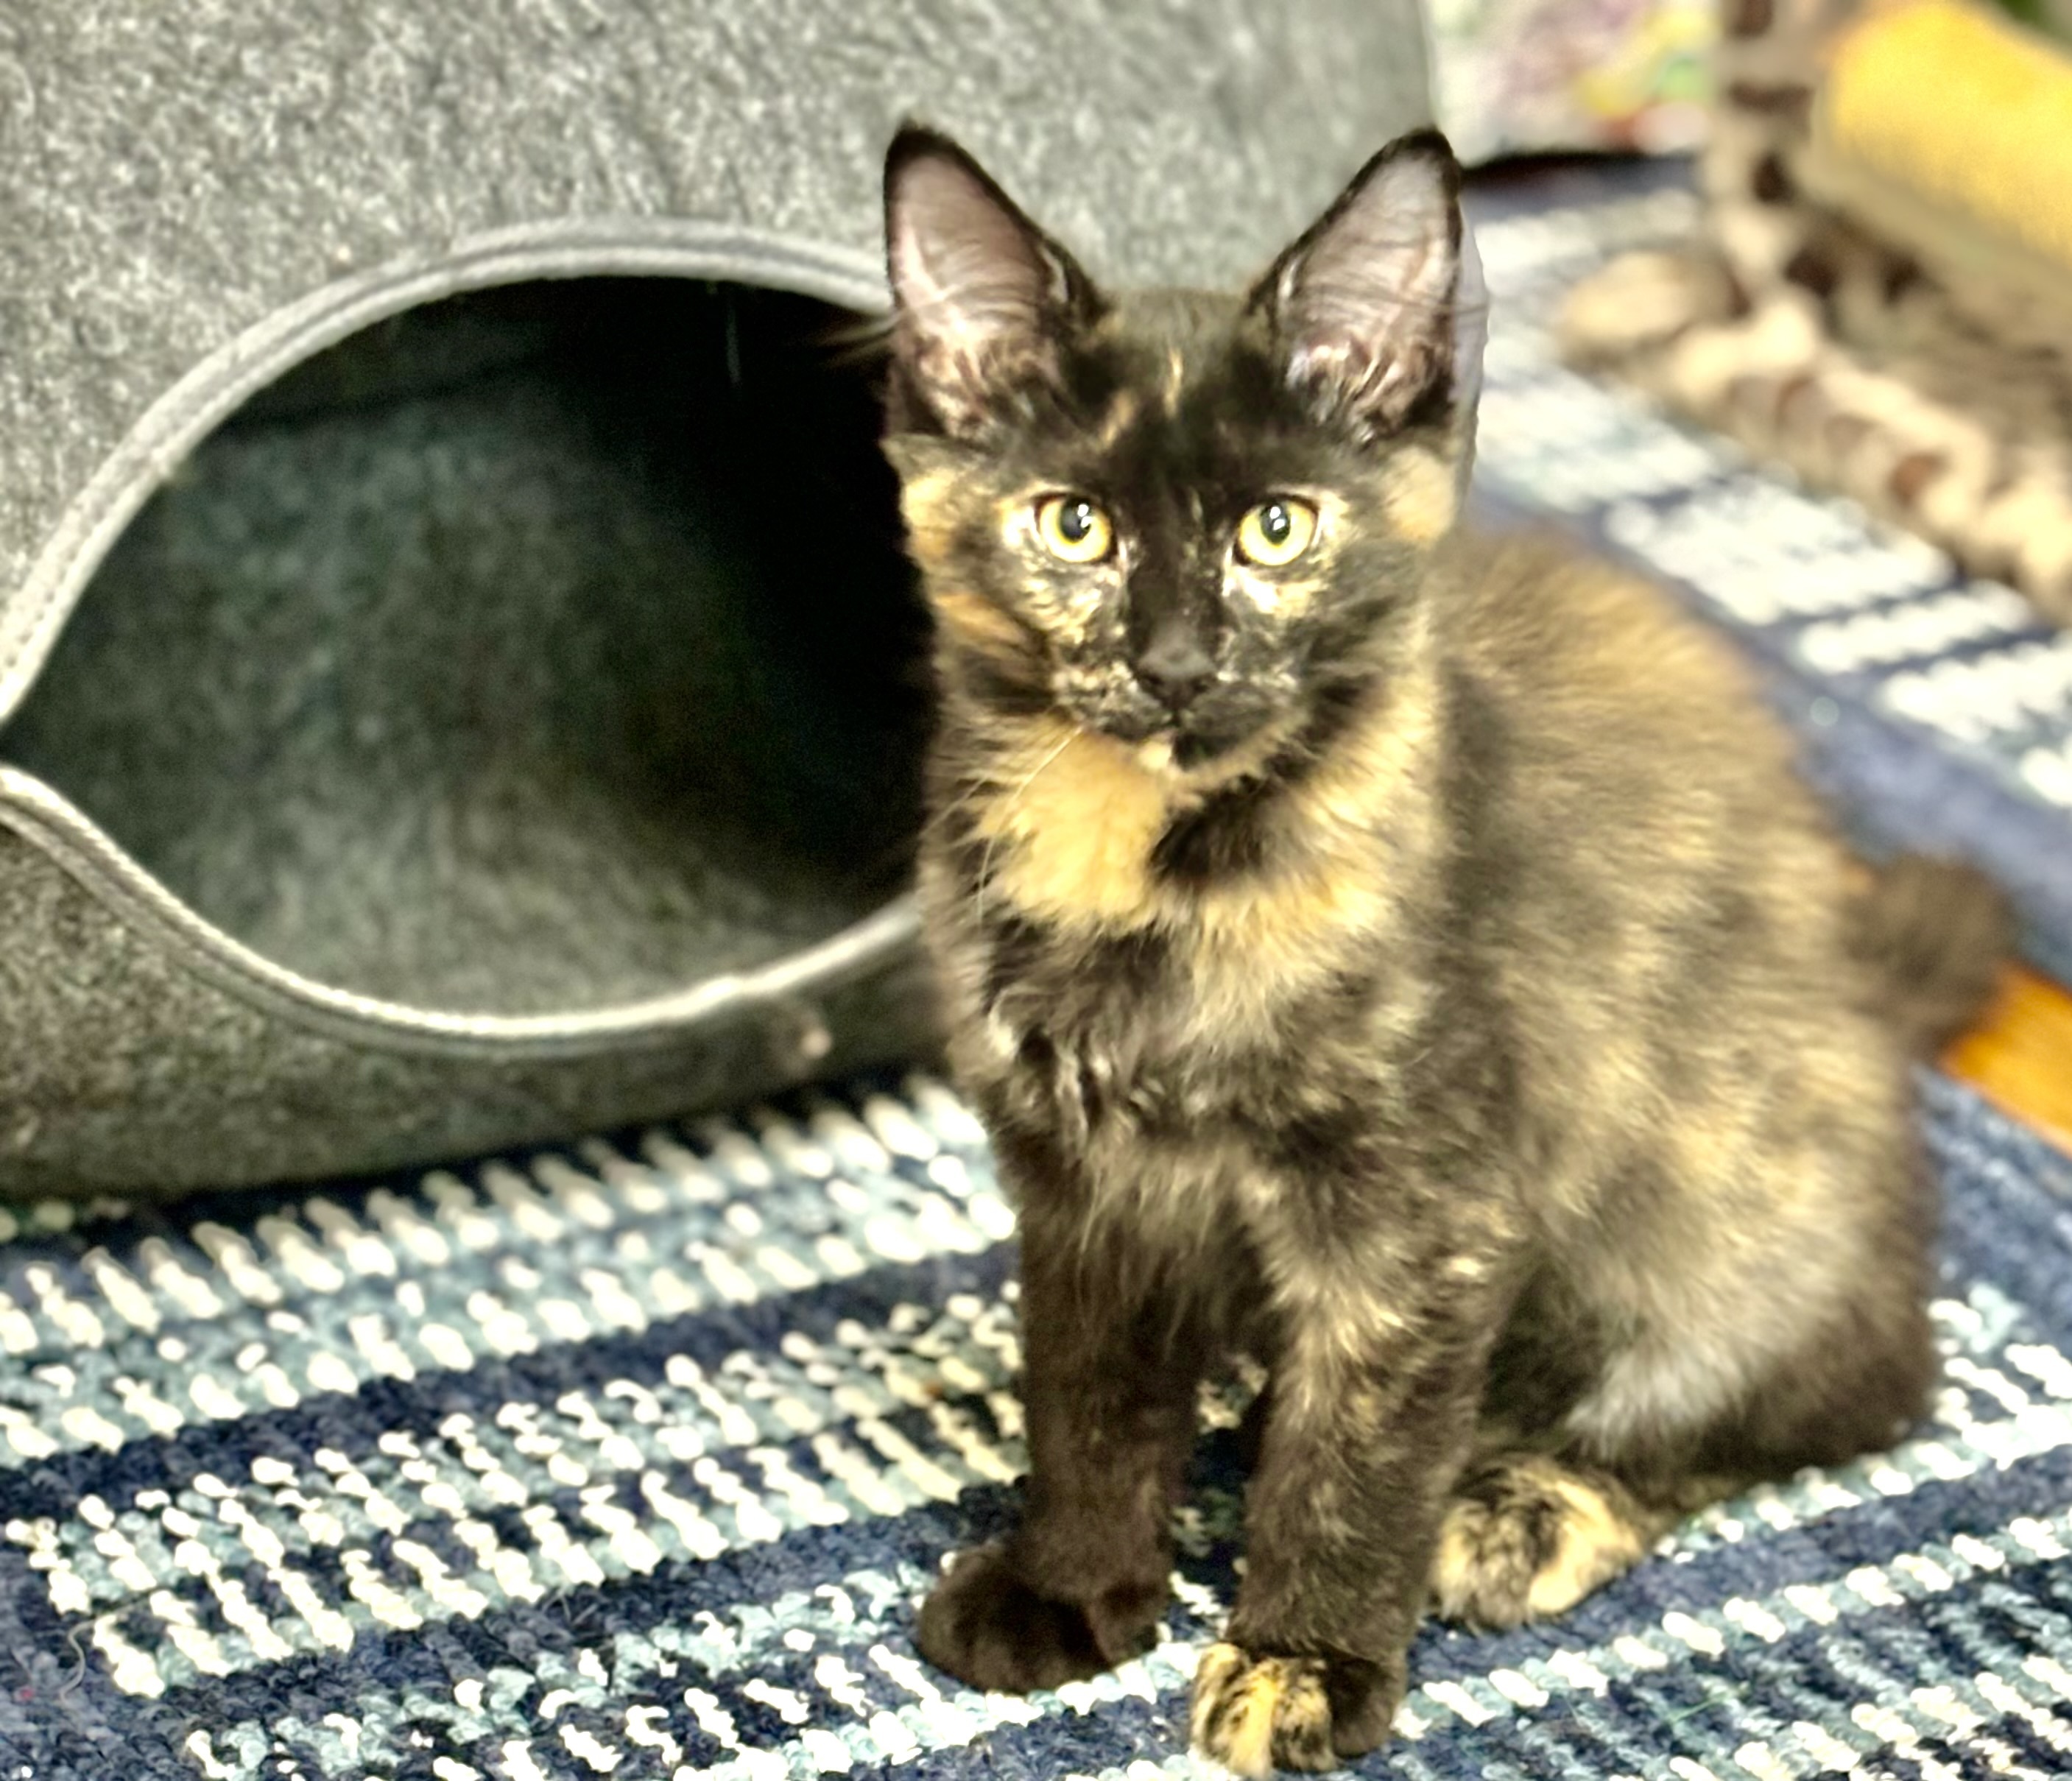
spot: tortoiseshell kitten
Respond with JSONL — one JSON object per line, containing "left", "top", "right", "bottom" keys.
{"left": 878, "top": 124, "right": 2011, "bottom": 1774}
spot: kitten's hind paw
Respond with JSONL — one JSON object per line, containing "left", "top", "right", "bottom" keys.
{"left": 1189, "top": 1641, "right": 1402, "bottom": 1774}
{"left": 915, "top": 1542, "right": 1159, "bottom": 1693}
{"left": 1430, "top": 1453, "right": 1663, "bottom": 1629}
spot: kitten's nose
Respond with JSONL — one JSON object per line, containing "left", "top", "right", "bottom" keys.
{"left": 1133, "top": 631, "right": 1216, "bottom": 713}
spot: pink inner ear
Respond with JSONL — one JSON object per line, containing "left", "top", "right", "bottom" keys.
{"left": 1278, "top": 149, "right": 1462, "bottom": 431}
{"left": 887, "top": 153, "right": 1058, "bottom": 429}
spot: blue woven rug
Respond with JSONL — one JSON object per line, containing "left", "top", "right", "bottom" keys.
{"left": 7, "top": 169, "right": 2072, "bottom": 1781}
{"left": 1, "top": 1074, "right": 2071, "bottom": 1780}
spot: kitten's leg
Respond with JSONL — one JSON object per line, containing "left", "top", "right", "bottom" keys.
{"left": 916, "top": 1224, "right": 1206, "bottom": 1693}
{"left": 1428, "top": 1450, "right": 1678, "bottom": 1629}
{"left": 1428, "top": 1125, "right": 1938, "bottom": 1634}
{"left": 1191, "top": 1243, "right": 1509, "bottom": 1774}
{"left": 1430, "top": 1263, "right": 1931, "bottom": 1634}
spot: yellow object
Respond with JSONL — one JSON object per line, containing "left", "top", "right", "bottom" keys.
{"left": 1821, "top": 0, "right": 2072, "bottom": 278}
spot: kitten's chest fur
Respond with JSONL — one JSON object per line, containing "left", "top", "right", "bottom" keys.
{"left": 920, "top": 676, "right": 1448, "bottom": 1236}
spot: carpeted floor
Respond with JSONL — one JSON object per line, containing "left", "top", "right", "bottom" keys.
{"left": 4, "top": 1075, "right": 2072, "bottom": 1781}
{"left": 6, "top": 169, "right": 2072, "bottom": 1781}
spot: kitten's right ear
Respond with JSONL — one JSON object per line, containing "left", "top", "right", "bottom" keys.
{"left": 884, "top": 124, "right": 1098, "bottom": 437}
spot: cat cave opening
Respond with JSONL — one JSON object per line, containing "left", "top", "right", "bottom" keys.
{"left": 1, "top": 278, "right": 930, "bottom": 1018}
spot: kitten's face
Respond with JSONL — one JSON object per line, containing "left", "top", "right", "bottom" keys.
{"left": 882, "top": 127, "right": 1478, "bottom": 777}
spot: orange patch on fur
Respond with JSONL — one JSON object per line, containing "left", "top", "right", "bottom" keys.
{"left": 975, "top": 722, "right": 1171, "bottom": 927}
{"left": 1379, "top": 448, "right": 1459, "bottom": 546}
{"left": 898, "top": 469, "right": 962, "bottom": 571}
{"left": 1098, "top": 389, "right": 1144, "bottom": 446}
{"left": 1191, "top": 864, "right": 1388, "bottom": 1020}
{"left": 933, "top": 588, "right": 1031, "bottom": 657}
{"left": 1291, "top": 650, "right": 1440, "bottom": 839}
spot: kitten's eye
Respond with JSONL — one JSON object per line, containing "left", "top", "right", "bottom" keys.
{"left": 1235, "top": 498, "right": 1318, "bottom": 568}
{"left": 1035, "top": 495, "right": 1114, "bottom": 564}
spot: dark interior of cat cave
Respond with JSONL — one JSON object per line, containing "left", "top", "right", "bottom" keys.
{"left": 1, "top": 279, "right": 932, "bottom": 1016}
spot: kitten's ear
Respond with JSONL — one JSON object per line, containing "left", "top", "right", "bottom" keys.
{"left": 884, "top": 124, "right": 1099, "bottom": 437}
{"left": 1252, "top": 129, "right": 1470, "bottom": 440}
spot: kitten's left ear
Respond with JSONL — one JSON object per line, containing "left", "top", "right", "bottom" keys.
{"left": 1252, "top": 129, "right": 1477, "bottom": 440}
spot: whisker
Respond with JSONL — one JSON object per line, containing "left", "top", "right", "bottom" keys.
{"left": 974, "top": 729, "right": 1076, "bottom": 923}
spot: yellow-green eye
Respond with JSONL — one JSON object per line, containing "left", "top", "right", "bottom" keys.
{"left": 1035, "top": 495, "right": 1113, "bottom": 563}
{"left": 1236, "top": 498, "right": 1318, "bottom": 568}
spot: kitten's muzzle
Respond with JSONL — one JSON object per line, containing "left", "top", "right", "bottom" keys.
{"left": 1132, "top": 629, "right": 1218, "bottom": 716}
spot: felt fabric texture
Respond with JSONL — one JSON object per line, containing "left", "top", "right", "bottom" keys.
{"left": 7, "top": 282, "right": 929, "bottom": 1018}
{"left": 0, "top": 820, "right": 940, "bottom": 1202}
{"left": 0, "top": 0, "right": 1431, "bottom": 1198}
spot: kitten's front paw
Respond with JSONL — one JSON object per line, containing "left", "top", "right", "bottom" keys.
{"left": 1190, "top": 1641, "right": 1403, "bottom": 1774}
{"left": 916, "top": 1542, "right": 1160, "bottom": 1693}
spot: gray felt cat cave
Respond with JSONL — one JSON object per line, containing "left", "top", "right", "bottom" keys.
{"left": 0, "top": 1, "right": 1428, "bottom": 1199}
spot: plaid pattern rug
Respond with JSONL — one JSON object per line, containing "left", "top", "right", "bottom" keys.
{"left": 6, "top": 167, "right": 2072, "bottom": 1781}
